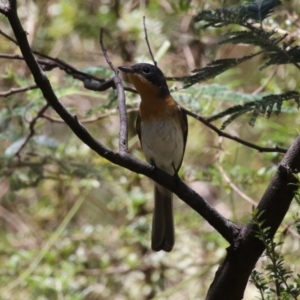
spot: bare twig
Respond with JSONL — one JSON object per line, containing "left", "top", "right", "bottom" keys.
{"left": 252, "top": 67, "right": 278, "bottom": 95}
{"left": 181, "top": 107, "right": 287, "bottom": 154}
{"left": 14, "top": 103, "right": 50, "bottom": 159}
{"left": 0, "top": 52, "right": 58, "bottom": 71}
{"left": 0, "top": 28, "right": 16, "bottom": 42}
{"left": 0, "top": 84, "right": 37, "bottom": 97}
{"left": 99, "top": 28, "right": 128, "bottom": 153}
{"left": 42, "top": 108, "right": 138, "bottom": 124}
{"left": 217, "top": 163, "right": 300, "bottom": 239}
{"left": 218, "top": 163, "right": 257, "bottom": 206}
{"left": 143, "top": 16, "right": 157, "bottom": 66}
{"left": 0, "top": 31, "right": 110, "bottom": 84}
{"left": 0, "top": 51, "right": 137, "bottom": 93}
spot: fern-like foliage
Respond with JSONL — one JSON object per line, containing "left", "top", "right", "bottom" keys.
{"left": 207, "top": 91, "right": 300, "bottom": 129}
{"left": 250, "top": 208, "right": 300, "bottom": 300}
{"left": 219, "top": 28, "right": 286, "bottom": 50}
{"left": 168, "top": 0, "right": 294, "bottom": 90}
{"left": 193, "top": 0, "right": 300, "bottom": 71}
{"left": 194, "top": 0, "right": 282, "bottom": 27}
{"left": 168, "top": 0, "right": 300, "bottom": 91}
{"left": 167, "top": 52, "right": 261, "bottom": 88}
{"left": 263, "top": 45, "right": 300, "bottom": 68}
{"left": 168, "top": 0, "right": 300, "bottom": 128}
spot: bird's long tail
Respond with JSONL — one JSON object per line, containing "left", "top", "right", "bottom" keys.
{"left": 152, "top": 184, "right": 174, "bottom": 252}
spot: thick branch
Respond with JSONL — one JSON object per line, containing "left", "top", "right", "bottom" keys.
{"left": 206, "top": 135, "right": 300, "bottom": 300}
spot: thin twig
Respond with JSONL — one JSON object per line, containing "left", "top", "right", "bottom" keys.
{"left": 217, "top": 163, "right": 300, "bottom": 239}
{"left": 99, "top": 28, "right": 128, "bottom": 153}
{"left": 0, "top": 31, "right": 108, "bottom": 83}
{"left": 42, "top": 108, "right": 137, "bottom": 124}
{"left": 0, "top": 52, "right": 58, "bottom": 71}
{"left": 218, "top": 163, "right": 257, "bottom": 206}
{"left": 0, "top": 84, "right": 37, "bottom": 97}
{"left": 0, "top": 52, "right": 137, "bottom": 93}
{"left": 252, "top": 67, "right": 278, "bottom": 95}
{"left": 143, "top": 16, "right": 157, "bottom": 66}
{"left": 14, "top": 103, "right": 50, "bottom": 159}
{"left": 181, "top": 107, "right": 287, "bottom": 153}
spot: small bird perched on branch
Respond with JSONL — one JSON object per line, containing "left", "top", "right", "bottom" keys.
{"left": 119, "top": 63, "right": 188, "bottom": 252}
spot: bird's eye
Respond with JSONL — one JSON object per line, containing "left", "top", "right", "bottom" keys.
{"left": 142, "top": 67, "right": 150, "bottom": 74}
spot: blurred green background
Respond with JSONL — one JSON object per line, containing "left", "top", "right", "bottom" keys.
{"left": 0, "top": 0, "right": 300, "bottom": 299}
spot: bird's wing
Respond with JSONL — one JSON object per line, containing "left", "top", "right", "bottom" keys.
{"left": 135, "top": 112, "right": 142, "bottom": 145}
{"left": 177, "top": 105, "right": 188, "bottom": 172}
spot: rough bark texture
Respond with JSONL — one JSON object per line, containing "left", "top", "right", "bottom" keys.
{"left": 206, "top": 136, "right": 300, "bottom": 300}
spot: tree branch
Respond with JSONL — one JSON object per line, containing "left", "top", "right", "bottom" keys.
{"left": 0, "top": 84, "right": 37, "bottom": 97}
{"left": 99, "top": 28, "right": 128, "bottom": 153}
{"left": 143, "top": 16, "right": 157, "bottom": 66}
{"left": 0, "top": 51, "right": 137, "bottom": 93}
{"left": 14, "top": 103, "right": 49, "bottom": 159}
{"left": 218, "top": 162, "right": 300, "bottom": 239}
{"left": 206, "top": 135, "right": 300, "bottom": 299}
{"left": 0, "top": 52, "right": 57, "bottom": 71}
{"left": 42, "top": 108, "right": 138, "bottom": 124}
{"left": 0, "top": 29, "right": 105, "bottom": 82}
{"left": 0, "top": 1, "right": 239, "bottom": 245}
{"left": 182, "top": 107, "right": 287, "bottom": 153}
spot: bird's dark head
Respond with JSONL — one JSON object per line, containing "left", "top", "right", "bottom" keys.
{"left": 118, "top": 63, "right": 170, "bottom": 98}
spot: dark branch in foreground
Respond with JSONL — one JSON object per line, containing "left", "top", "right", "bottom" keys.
{"left": 0, "top": 0, "right": 238, "bottom": 246}
{"left": 206, "top": 136, "right": 300, "bottom": 300}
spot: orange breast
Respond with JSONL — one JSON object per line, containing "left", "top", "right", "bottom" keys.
{"left": 139, "top": 94, "right": 179, "bottom": 122}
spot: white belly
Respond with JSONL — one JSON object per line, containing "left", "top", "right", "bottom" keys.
{"left": 140, "top": 119, "right": 184, "bottom": 175}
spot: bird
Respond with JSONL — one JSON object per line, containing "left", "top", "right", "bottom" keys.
{"left": 118, "top": 63, "right": 188, "bottom": 252}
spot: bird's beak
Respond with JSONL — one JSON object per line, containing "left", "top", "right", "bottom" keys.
{"left": 118, "top": 66, "right": 134, "bottom": 73}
